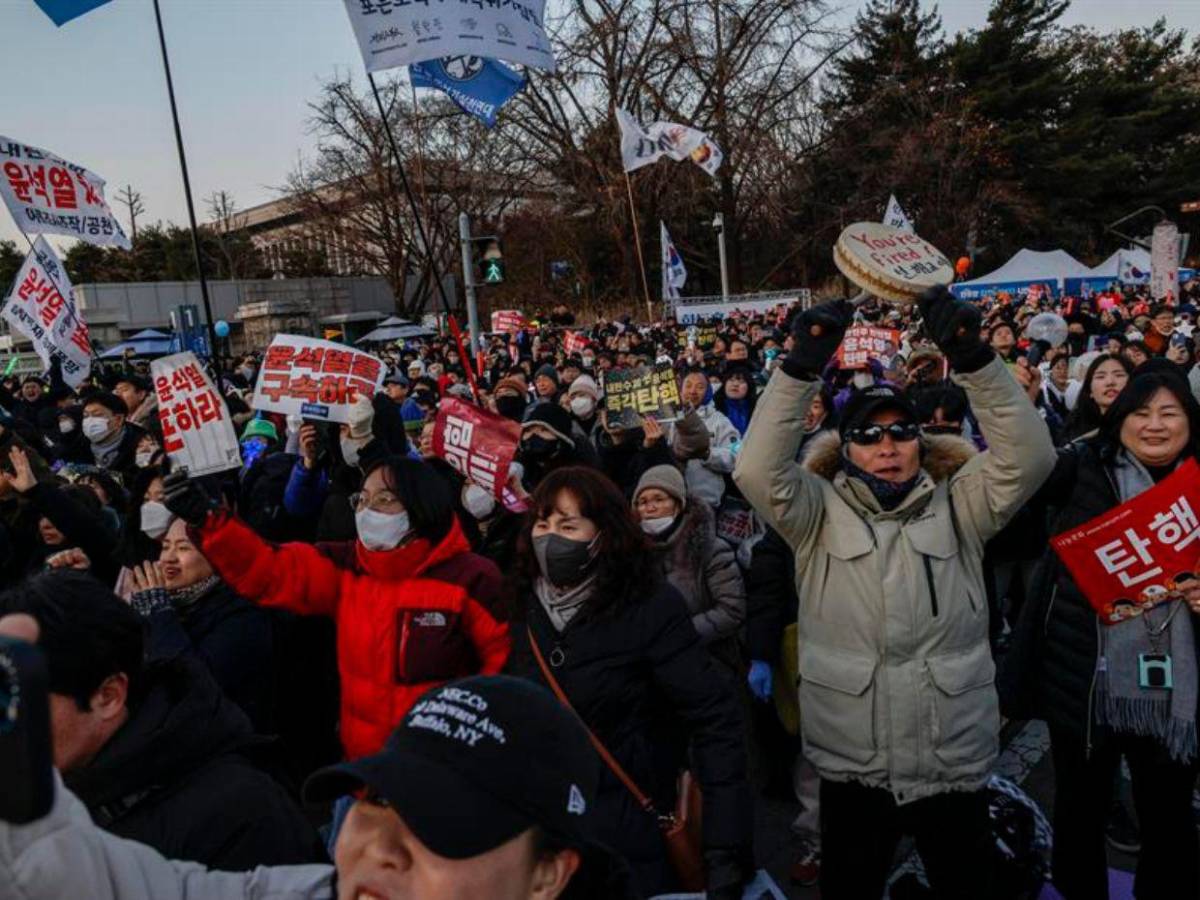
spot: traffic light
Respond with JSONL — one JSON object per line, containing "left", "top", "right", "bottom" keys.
{"left": 472, "top": 237, "right": 504, "bottom": 285}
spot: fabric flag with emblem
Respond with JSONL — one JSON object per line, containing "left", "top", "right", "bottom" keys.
{"left": 661, "top": 221, "right": 687, "bottom": 301}
{"left": 616, "top": 108, "right": 723, "bottom": 177}
{"left": 410, "top": 56, "right": 526, "bottom": 129}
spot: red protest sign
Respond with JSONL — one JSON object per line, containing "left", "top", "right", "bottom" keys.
{"left": 432, "top": 397, "right": 522, "bottom": 498}
{"left": 836, "top": 325, "right": 900, "bottom": 370}
{"left": 1051, "top": 459, "right": 1200, "bottom": 625}
{"left": 563, "top": 330, "right": 589, "bottom": 355}
{"left": 491, "top": 310, "right": 526, "bottom": 334}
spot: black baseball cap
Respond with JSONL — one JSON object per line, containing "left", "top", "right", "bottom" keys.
{"left": 839, "top": 384, "right": 918, "bottom": 439}
{"left": 304, "top": 675, "right": 605, "bottom": 860}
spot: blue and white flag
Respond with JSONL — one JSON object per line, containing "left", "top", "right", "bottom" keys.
{"left": 410, "top": 56, "right": 526, "bottom": 129}
{"left": 32, "top": 0, "right": 114, "bottom": 26}
{"left": 661, "top": 221, "right": 687, "bottom": 301}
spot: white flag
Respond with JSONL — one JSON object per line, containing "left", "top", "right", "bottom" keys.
{"left": 883, "top": 194, "right": 914, "bottom": 232}
{"left": 661, "top": 221, "right": 687, "bottom": 300}
{"left": 0, "top": 136, "right": 131, "bottom": 249}
{"left": 616, "top": 109, "right": 723, "bottom": 177}
{"left": 1, "top": 237, "right": 91, "bottom": 387}
{"left": 341, "top": 0, "right": 555, "bottom": 74}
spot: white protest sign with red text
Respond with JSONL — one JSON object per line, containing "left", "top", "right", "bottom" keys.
{"left": 491, "top": 310, "right": 526, "bottom": 334}
{"left": 151, "top": 352, "right": 241, "bottom": 477}
{"left": 432, "top": 397, "right": 521, "bottom": 498}
{"left": 1, "top": 236, "right": 91, "bottom": 387}
{"left": 0, "top": 136, "right": 131, "bottom": 248}
{"left": 836, "top": 325, "right": 900, "bottom": 370}
{"left": 1051, "top": 459, "right": 1200, "bottom": 625}
{"left": 251, "top": 335, "right": 385, "bottom": 425}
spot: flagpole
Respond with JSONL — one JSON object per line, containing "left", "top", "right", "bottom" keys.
{"left": 623, "top": 170, "right": 654, "bottom": 322}
{"left": 151, "top": 0, "right": 222, "bottom": 386}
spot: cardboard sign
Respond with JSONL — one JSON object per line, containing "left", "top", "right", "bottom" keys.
{"left": 601, "top": 364, "right": 682, "bottom": 429}
{"left": 836, "top": 325, "right": 900, "bottom": 370}
{"left": 491, "top": 310, "right": 526, "bottom": 334}
{"left": 150, "top": 352, "right": 240, "bottom": 477}
{"left": 833, "top": 222, "right": 953, "bottom": 303}
{"left": 1051, "top": 459, "right": 1200, "bottom": 625}
{"left": 0, "top": 136, "right": 131, "bottom": 248}
{"left": 432, "top": 397, "right": 521, "bottom": 498}
{"left": 252, "top": 334, "right": 384, "bottom": 424}
{"left": 1, "top": 236, "right": 91, "bottom": 387}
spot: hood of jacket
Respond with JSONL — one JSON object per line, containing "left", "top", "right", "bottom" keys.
{"left": 654, "top": 496, "right": 716, "bottom": 568}
{"left": 65, "top": 657, "right": 256, "bottom": 811}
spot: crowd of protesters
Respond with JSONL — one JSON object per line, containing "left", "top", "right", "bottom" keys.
{"left": 2, "top": 277, "right": 1200, "bottom": 900}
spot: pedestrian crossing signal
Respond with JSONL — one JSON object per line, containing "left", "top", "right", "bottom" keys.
{"left": 472, "top": 237, "right": 504, "bottom": 285}
{"left": 484, "top": 259, "right": 505, "bottom": 283}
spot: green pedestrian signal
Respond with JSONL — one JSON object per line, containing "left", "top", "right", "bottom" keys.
{"left": 484, "top": 259, "right": 505, "bottom": 283}
{"left": 471, "top": 236, "right": 504, "bottom": 285}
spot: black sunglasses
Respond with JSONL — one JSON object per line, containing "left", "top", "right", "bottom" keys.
{"left": 846, "top": 422, "right": 921, "bottom": 446}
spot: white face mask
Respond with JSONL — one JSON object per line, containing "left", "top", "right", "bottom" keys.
{"left": 341, "top": 437, "right": 363, "bottom": 466}
{"left": 569, "top": 395, "right": 595, "bottom": 418}
{"left": 140, "top": 500, "right": 173, "bottom": 540}
{"left": 462, "top": 483, "right": 496, "bottom": 520}
{"left": 851, "top": 371, "right": 875, "bottom": 390}
{"left": 356, "top": 508, "right": 411, "bottom": 551}
{"left": 82, "top": 416, "right": 112, "bottom": 442}
{"left": 640, "top": 515, "right": 676, "bottom": 536}
{"left": 58, "top": 418, "right": 76, "bottom": 434}
{"left": 135, "top": 449, "right": 156, "bottom": 469}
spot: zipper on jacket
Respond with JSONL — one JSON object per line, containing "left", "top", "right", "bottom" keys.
{"left": 922, "top": 555, "right": 939, "bottom": 617}
{"left": 397, "top": 611, "right": 412, "bottom": 683}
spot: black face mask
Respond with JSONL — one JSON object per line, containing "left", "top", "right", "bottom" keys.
{"left": 922, "top": 424, "right": 961, "bottom": 436}
{"left": 521, "top": 435, "right": 561, "bottom": 461}
{"left": 533, "top": 532, "right": 597, "bottom": 587}
{"left": 496, "top": 395, "right": 527, "bottom": 422}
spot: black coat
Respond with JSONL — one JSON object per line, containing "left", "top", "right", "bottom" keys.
{"left": 745, "top": 527, "right": 796, "bottom": 665}
{"left": 64, "top": 657, "right": 326, "bottom": 870}
{"left": 24, "top": 481, "right": 120, "bottom": 584}
{"left": 507, "top": 582, "right": 753, "bottom": 896}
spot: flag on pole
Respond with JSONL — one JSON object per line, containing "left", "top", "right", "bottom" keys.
{"left": 410, "top": 56, "right": 526, "bottom": 129}
{"left": 661, "top": 221, "right": 687, "bottom": 301}
{"left": 31, "top": 0, "right": 113, "bottom": 26}
{"left": 616, "top": 109, "right": 723, "bottom": 177}
{"left": 342, "top": 0, "right": 555, "bottom": 73}
{"left": 883, "top": 194, "right": 914, "bottom": 231}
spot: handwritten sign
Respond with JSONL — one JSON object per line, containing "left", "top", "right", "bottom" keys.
{"left": 833, "top": 222, "right": 953, "bottom": 303}
{"left": 601, "top": 364, "right": 682, "bottom": 429}
{"left": 432, "top": 397, "right": 521, "bottom": 498}
{"left": 1051, "top": 459, "right": 1200, "bottom": 624}
{"left": 150, "top": 352, "right": 240, "bottom": 477}
{"left": 251, "top": 334, "right": 384, "bottom": 424}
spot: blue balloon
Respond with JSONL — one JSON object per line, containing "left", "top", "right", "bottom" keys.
{"left": 214, "top": 320, "right": 230, "bottom": 338}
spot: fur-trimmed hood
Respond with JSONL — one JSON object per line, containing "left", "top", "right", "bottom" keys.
{"left": 657, "top": 495, "right": 718, "bottom": 565}
{"left": 801, "top": 429, "right": 978, "bottom": 485}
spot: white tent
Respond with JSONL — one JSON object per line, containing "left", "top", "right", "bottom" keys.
{"left": 1084, "top": 247, "right": 1150, "bottom": 281}
{"left": 952, "top": 249, "right": 1090, "bottom": 299}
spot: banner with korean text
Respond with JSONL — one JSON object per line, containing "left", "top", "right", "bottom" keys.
{"left": 601, "top": 363, "right": 682, "bottom": 429}
{"left": 432, "top": 396, "right": 521, "bottom": 498}
{"left": 251, "top": 334, "right": 385, "bottom": 424}
{"left": 0, "top": 136, "right": 131, "bottom": 248}
{"left": 0, "top": 236, "right": 91, "bottom": 387}
{"left": 1051, "top": 459, "right": 1200, "bottom": 625}
{"left": 150, "top": 352, "right": 240, "bottom": 477}
{"left": 836, "top": 325, "right": 901, "bottom": 370}
{"left": 491, "top": 310, "right": 526, "bottom": 333}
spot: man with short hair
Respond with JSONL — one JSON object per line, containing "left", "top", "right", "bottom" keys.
{"left": 113, "top": 374, "right": 156, "bottom": 428}
{"left": 81, "top": 392, "right": 145, "bottom": 476}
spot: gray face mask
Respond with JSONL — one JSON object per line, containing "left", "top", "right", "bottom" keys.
{"left": 532, "top": 532, "right": 598, "bottom": 588}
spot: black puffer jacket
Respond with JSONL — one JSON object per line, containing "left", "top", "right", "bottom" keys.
{"left": 63, "top": 657, "right": 326, "bottom": 870}
{"left": 507, "top": 583, "right": 753, "bottom": 897}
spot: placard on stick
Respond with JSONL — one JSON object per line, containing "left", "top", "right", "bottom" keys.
{"left": 601, "top": 363, "right": 682, "bottom": 430}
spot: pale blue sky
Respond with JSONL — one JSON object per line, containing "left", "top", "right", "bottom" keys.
{"left": 1, "top": 0, "right": 1198, "bottom": 248}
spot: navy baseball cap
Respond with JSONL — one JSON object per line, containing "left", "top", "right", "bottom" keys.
{"left": 839, "top": 384, "right": 918, "bottom": 439}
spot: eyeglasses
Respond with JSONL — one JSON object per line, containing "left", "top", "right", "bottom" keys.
{"left": 349, "top": 491, "right": 404, "bottom": 513}
{"left": 846, "top": 422, "right": 921, "bottom": 446}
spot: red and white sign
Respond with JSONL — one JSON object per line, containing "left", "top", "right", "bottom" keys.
{"left": 1, "top": 236, "right": 91, "bottom": 387}
{"left": 0, "top": 136, "right": 131, "bottom": 248}
{"left": 836, "top": 325, "right": 900, "bottom": 370}
{"left": 432, "top": 397, "right": 521, "bottom": 498}
{"left": 563, "top": 330, "right": 589, "bottom": 355}
{"left": 491, "top": 310, "right": 527, "bottom": 335}
{"left": 1051, "top": 460, "right": 1200, "bottom": 625}
{"left": 251, "top": 334, "right": 385, "bottom": 424}
{"left": 151, "top": 352, "right": 240, "bottom": 477}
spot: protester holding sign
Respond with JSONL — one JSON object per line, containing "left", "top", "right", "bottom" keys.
{"left": 1005, "top": 368, "right": 1200, "bottom": 900}
{"left": 734, "top": 289, "right": 1056, "bottom": 899}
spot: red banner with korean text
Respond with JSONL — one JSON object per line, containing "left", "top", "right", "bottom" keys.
{"left": 432, "top": 397, "right": 521, "bottom": 499}
{"left": 250, "top": 334, "right": 385, "bottom": 424}
{"left": 836, "top": 325, "right": 901, "bottom": 370}
{"left": 491, "top": 310, "right": 526, "bottom": 334}
{"left": 1051, "top": 459, "right": 1200, "bottom": 625}
{"left": 563, "top": 330, "right": 589, "bottom": 355}
{"left": 150, "top": 352, "right": 240, "bottom": 477}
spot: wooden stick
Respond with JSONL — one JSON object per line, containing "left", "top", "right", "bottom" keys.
{"left": 624, "top": 169, "right": 655, "bottom": 322}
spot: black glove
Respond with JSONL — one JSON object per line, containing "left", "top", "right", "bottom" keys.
{"left": 782, "top": 299, "right": 853, "bottom": 379}
{"left": 704, "top": 847, "right": 753, "bottom": 900}
{"left": 162, "top": 469, "right": 217, "bottom": 528}
{"left": 917, "top": 285, "right": 993, "bottom": 373}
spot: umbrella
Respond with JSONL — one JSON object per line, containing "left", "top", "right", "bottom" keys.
{"left": 98, "top": 328, "right": 175, "bottom": 358}
{"left": 356, "top": 321, "right": 437, "bottom": 344}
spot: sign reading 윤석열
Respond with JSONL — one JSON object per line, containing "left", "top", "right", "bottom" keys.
{"left": 150, "top": 352, "right": 241, "bottom": 477}
{"left": 251, "top": 335, "right": 385, "bottom": 424}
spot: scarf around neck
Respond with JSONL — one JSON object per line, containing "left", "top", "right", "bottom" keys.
{"left": 534, "top": 574, "right": 598, "bottom": 633}
{"left": 841, "top": 456, "right": 921, "bottom": 512}
{"left": 168, "top": 574, "right": 221, "bottom": 611}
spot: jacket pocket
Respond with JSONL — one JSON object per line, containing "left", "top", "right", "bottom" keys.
{"left": 395, "top": 608, "right": 470, "bottom": 684}
{"left": 797, "top": 646, "right": 877, "bottom": 766}
{"left": 926, "top": 643, "right": 999, "bottom": 767}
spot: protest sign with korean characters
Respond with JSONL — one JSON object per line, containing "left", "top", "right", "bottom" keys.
{"left": 151, "top": 352, "right": 240, "bottom": 477}
{"left": 1, "top": 236, "right": 91, "bottom": 387}
{"left": 491, "top": 309, "right": 526, "bottom": 334}
{"left": 837, "top": 325, "right": 901, "bottom": 370}
{"left": 1051, "top": 459, "right": 1200, "bottom": 624}
{"left": 0, "top": 136, "right": 131, "bottom": 249}
{"left": 432, "top": 397, "right": 521, "bottom": 498}
{"left": 252, "top": 335, "right": 385, "bottom": 425}
{"left": 601, "top": 363, "right": 683, "bottom": 430}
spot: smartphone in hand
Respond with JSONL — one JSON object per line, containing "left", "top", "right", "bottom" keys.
{"left": 0, "top": 637, "right": 54, "bottom": 824}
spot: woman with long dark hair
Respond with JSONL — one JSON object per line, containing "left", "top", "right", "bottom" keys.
{"left": 1061, "top": 354, "right": 1133, "bottom": 442}
{"left": 506, "top": 466, "right": 754, "bottom": 898}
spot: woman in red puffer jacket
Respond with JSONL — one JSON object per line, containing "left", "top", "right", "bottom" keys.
{"left": 163, "top": 456, "right": 509, "bottom": 760}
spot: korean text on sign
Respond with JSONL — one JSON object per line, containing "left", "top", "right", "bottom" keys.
{"left": 251, "top": 334, "right": 385, "bottom": 425}
{"left": 150, "top": 352, "right": 240, "bottom": 477}
{"left": 837, "top": 326, "right": 900, "bottom": 370}
{"left": 432, "top": 397, "right": 521, "bottom": 498}
{"left": 602, "top": 364, "right": 683, "bottom": 430}
{"left": 1051, "top": 458, "right": 1200, "bottom": 624}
